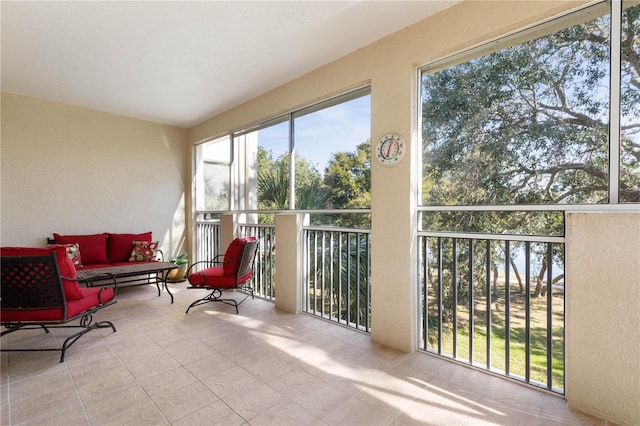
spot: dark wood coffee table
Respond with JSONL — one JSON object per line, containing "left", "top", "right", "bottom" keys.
{"left": 76, "top": 262, "right": 178, "bottom": 303}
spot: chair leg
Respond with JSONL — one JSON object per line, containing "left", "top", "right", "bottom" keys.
{"left": 59, "top": 319, "right": 116, "bottom": 362}
{"left": 186, "top": 286, "right": 254, "bottom": 314}
{"left": 1, "top": 316, "right": 116, "bottom": 363}
{"left": 0, "top": 323, "right": 50, "bottom": 337}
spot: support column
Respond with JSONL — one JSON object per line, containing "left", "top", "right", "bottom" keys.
{"left": 566, "top": 211, "right": 640, "bottom": 425}
{"left": 220, "top": 213, "right": 238, "bottom": 250}
{"left": 275, "top": 213, "right": 308, "bottom": 314}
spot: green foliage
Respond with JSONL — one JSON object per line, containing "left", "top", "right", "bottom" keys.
{"left": 257, "top": 141, "right": 371, "bottom": 228}
{"left": 420, "top": 9, "right": 638, "bottom": 309}
{"left": 422, "top": 8, "right": 639, "bottom": 206}
{"left": 168, "top": 252, "right": 189, "bottom": 265}
{"left": 257, "top": 147, "right": 291, "bottom": 211}
{"left": 307, "top": 231, "right": 371, "bottom": 329}
{"left": 324, "top": 141, "right": 371, "bottom": 209}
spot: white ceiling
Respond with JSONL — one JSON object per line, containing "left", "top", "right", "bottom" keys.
{"left": 1, "top": 1, "right": 458, "bottom": 128}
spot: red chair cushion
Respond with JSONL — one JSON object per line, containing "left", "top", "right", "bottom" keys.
{"left": 188, "top": 266, "right": 253, "bottom": 288}
{"left": 107, "top": 232, "right": 152, "bottom": 262}
{"left": 54, "top": 233, "right": 108, "bottom": 265}
{"left": 222, "top": 238, "right": 246, "bottom": 275}
{"left": 222, "top": 237, "right": 256, "bottom": 275}
{"left": 0, "top": 286, "right": 115, "bottom": 322}
{"left": 0, "top": 246, "right": 84, "bottom": 300}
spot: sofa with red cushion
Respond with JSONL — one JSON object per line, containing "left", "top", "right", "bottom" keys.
{"left": 48, "top": 232, "right": 161, "bottom": 271}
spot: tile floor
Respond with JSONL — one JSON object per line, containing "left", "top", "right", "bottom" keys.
{"left": 1, "top": 283, "right": 611, "bottom": 425}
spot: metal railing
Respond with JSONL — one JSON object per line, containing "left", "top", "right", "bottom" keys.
{"left": 195, "top": 213, "right": 221, "bottom": 262}
{"left": 302, "top": 226, "right": 371, "bottom": 332}
{"left": 418, "top": 207, "right": 566, "bottom": 394}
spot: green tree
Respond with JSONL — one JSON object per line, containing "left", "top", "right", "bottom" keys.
{"left": 324, "top": 141, "right": 371, "bottom": 209}
{"left": 320, "top": 141, "right": 371, "bottom": 228}
{"left": 257, "top": 146, "right": 330, "bottom": 212}
{"left": 422, "top": 8, "right": 639, "bottom": 207}
{"left": 421, "top": 7, "right": 639, "bottom": 311}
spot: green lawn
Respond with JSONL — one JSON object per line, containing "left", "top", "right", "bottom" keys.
{"left": 425, "top": 292, "right": 565, "bottom": 391}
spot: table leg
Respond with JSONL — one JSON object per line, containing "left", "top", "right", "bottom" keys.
{"left": 162, "top": 271, "right": 174, "bottom": 304}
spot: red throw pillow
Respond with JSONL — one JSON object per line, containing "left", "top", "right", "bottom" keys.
{"left": 129, "top": 241, "right": 159, "bottom": 261}
{"left": 48, "top": 243, "right": 83, "bottom": 267}
{"left": 53, "top": 233, "right": 108, "bottom": 265}
{"left": 107, "top": 232, "right": 152, "bottom": 262}
{"left": 0, "top": 246, "right": 84, "bottom": 300}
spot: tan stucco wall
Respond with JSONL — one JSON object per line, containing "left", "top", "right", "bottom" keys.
{"left": 189, "top": 0, "right": 592, "bottom": 352}
{"left": 1, "top": 92, "right": 190, "bottom": 257}
{"left": 566, "top": 212, "right": 640, "bottom": 425}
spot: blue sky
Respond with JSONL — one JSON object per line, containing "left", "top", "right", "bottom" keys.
{"left": 257, "top": 95, "right": 371, "bottom": 172}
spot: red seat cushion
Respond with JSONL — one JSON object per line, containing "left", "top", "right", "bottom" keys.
{"left": 0, "top": 246, "right": 84, "bottom": 300}
{"left": 54, "top": 233, "right": 108, "bottom": 265}
{"left": 107, "top": 232, "right": 152, "bottom": 262}
{"left": 188, "top": 266, "right": 253, "bottom": 288}
{"left": 0, "top": 286, "right": 115, "bottom": 322}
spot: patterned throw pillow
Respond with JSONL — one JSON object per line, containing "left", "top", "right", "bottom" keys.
{"left": 129, "top": 241, "right": 159, "bottom": 262}
{"left": 48, "top": 243, "right": 83, "bottom": 267}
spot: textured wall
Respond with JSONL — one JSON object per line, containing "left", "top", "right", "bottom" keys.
{"left": 1, "top": 92, "right": 189, "bottom": 257}
{"left": 566, "top": 212, "right": 640, "bottom": 425}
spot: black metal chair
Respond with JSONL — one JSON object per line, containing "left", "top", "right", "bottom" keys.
{"left": 1, "top": 249, "right": 117, "bottom": 362}
{"left": 185, "top": 237, "right": 259, "bottom": 314}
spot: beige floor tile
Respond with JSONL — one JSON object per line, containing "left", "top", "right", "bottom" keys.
{"left": 323, "top": 396, "right": 395, "bottom": 425}
{"left": 0, "top": 403, "right": 9, "bottom": 425}
{"left": 394, "top": 382, "right": 477, "bottom": 426}
{"left": 239, "top": 349, "right": 292, "bottom": 381}
{"left": 183, "top": 350, "right": 236, "bottom": 380}
{"left": 2, "top": 297, "right": 612, "bottom": 426}
{"left": 17, "top": 398, "right": 90, "bottom": 426}
{"left": 352, "top": 370, "right": 428, "bottom": 419}
{"left": 120, "top": 349, "right": 181, "bottom": 381}
{"left": 9, "top": 384, "right": 82, "bottom": 424}
{"left": 172, "top": 399, "right": 245, "bottom": 426}
{"left": 267, "top": 364, "right": 318, "bottom": 397}
{"left": 0, "top": 384, "right": 8, "bottom": 407}
{"left": 250, "top": 398, "right": 326, "bottom": 426}
{"left": 70, "top": 356, "right": 137, "bottom": 400}
{"left": 139, "top": 366, "right": 198, "bottom": 396}
{"left": 289, "top": 377, "right": 351, "bottom": 419}
{"left": 83, "top": 382, "right": 161, "bottom": 424}
{"left": 223, "top": 381, "right": 288, "bottom": 421}
{"left": 201, "top": 364, "right": 261, "bottom": 398}
{"left": 148, "top": 380, "right": 219, "bottom": 422}
{"left": 163, "top": 338, "right": 217, "bottom": 365}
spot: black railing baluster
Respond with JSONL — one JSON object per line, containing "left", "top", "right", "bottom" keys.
{"left": 422, "top": 236, "right": 429, "bottom": 350}
{"left": 364, "top": 233, "right": 371, "bottom": 332}
{"left": 437, "top": 237, "right": 443, "bottom": 355}
{"left": 505, "top": 240, "right": 511, "bottom": 377}
{"left": 469, "top": 238, "right": 474, "bottom": 365}
{"left": 452, "top": 238, "right": 458, "bottom": 358}
{"left": 546, "top": 242, "right": 553, "bottom": 390}
{"left": 355, "top": 231, "right": 361, "bottom": 330}
{"left": 525, "top": 241, "right": 531, "bottom": 383}
{"left": 486, "top": 239, "right": 491, "bottom": 370}
{"left": 347, "top": 232, "right": 352, "bottom": 326}
{"left": 337, "top": 233, "right": 343, "bottom": 324}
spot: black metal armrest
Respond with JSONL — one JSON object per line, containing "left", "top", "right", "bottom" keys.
{"left": 186, "top": 256, "right": 224, "bottom": 275}
{"left": 155, "top": 249, "right": 165, "bottom": 262}
{"left": 80, "top": 273, "right": 119, "bottom": 299}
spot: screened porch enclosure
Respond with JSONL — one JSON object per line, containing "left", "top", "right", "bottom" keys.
{"left": 190, "top": 1, "right": 639, "bottom": 423}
